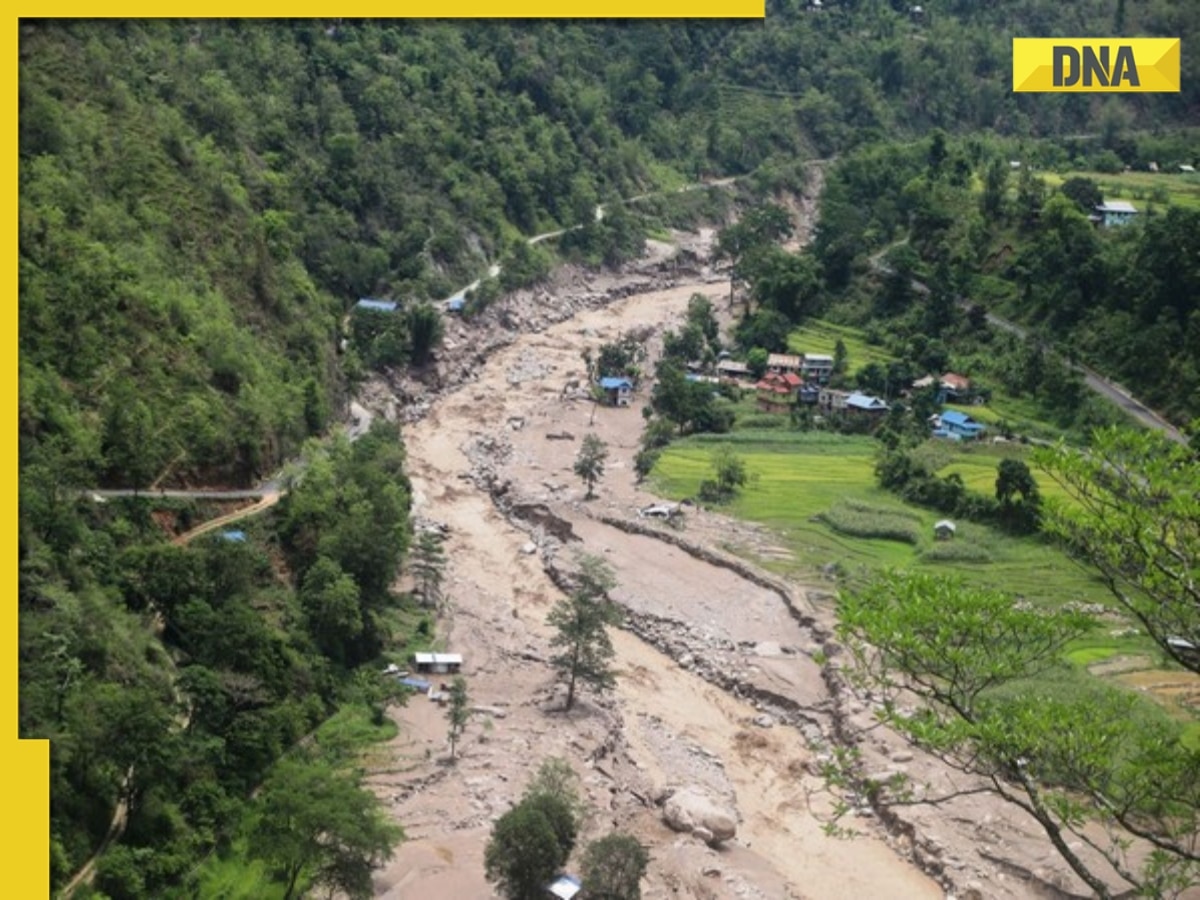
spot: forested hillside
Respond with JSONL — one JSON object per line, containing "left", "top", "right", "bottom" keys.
{"left": 18, "top": 9, "right": 1199, "bottom": 896}
{"left": 20, "top": 10, "right": 1198, "bottom": 488}
{"left": 805, "top": 134, "right": 1200, "bottom": 426}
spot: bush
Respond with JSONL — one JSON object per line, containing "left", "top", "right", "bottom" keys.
{"left": 817, "top": 500, "right": 922, "bottom": 544}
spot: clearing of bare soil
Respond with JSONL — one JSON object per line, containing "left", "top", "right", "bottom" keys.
{"left": 363, "top": 197, "right": 1152, "bottom": 899}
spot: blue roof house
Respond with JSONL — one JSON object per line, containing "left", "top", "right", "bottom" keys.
{"left": 598, "top": 376, "right": 634, "bottom": 407}
{"left": 938, "top": 410, "right": 986, "bottom": 440}
{"left": 845, "top": 392, "right": 889, "bottom": 414}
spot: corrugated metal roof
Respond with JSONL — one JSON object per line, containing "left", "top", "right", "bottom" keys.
{"left": 355, "top": 298, "right": 399, "bottom": 313}
{"left": 413, "top": 652, "right": 463, "bottom": 665}
{"left": 547, "top": 874, "right": 583, "bottom": 899}
{"left": 846, "top": 392, "right": 887, "bottom": 410}
{"left": 599, "top": 376, "right": 633, "bottom": 389}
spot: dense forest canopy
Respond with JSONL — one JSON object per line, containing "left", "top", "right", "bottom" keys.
{"left": 18, "top": 8, "right": 1199, "bottom": 896}
{"left": 19, "top": 12, "right": 1198, "bottom": 485}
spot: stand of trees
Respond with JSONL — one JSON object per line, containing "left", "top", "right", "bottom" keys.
{"left": 838, "top": 429, "right": 1200, "bottom": 897}
{"left": 23, "top": 422, "right": 412, "bottom": 896}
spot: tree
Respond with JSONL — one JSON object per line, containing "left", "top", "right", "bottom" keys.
{"left": 547, "top": 554, "right": 620, "bottom": 712}
{"left": 409, "top": 528, "right": 447, "bottom": 608}
{"left": 581, "top": 832, "right": 650, "bottom": 900}
{"left": 746, "top": 347, "right": 769, "bottom": 380}
{"left": 1034, "top": 428, "right": 1199, "bottom": 674}
{"left": 300, "top": 556, "right": 364, "bottom": 664}
{"left": 980, "top": 156, "right": 1009, "bottom": 220}
{"left": 445, "top": 676, "right": 470, "bottom": 761}
{"left": 686, "top": 293, "right": 719, "bottom": 349}
{"left": 405, "top": 302, "right": 444, "bottom": 366}
{"left": 574, "top": 433, "right": 609, "bottom": 500}
{"left": 833, "top": 338, "right": 848, "bottom": 377}
{"left": 698, "top": 446, "right": 748, "bottom": 503}
{"left": 250, "top": 757, "right": 402, "bottom": 900}
{"left": 525, "top": 757, "right": 587, "bottom": 824}
{"left": 1060, "top": 176, "right": 1103, "bottom": 215}
{"left": 734, "top": 309, "right": 792, "bottom": 355}
{"left": 995, "top": 457, "right": 1041, "bottom": 534}
{"left": 715, "top": 204, "right": 793, "bottom": 309}
{"left": 752, "top": 249, "right": 823, "bottom": 322}
{"left": 839, "top": 427, "right": 1200, "bottom": 899}
{"left": 485, "top": 788, "right": 579, "bottom": 900}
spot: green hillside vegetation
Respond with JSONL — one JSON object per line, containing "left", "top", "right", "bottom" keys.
{"left": 1041, "top": 169, "right": 1200, "bottom": 211}
{"left": 786, "top": 319, "right": 895, "bottom": 374}
{"left": 806, "top": 133, "right": 1200, "bottom": 427}
{"left": 20, "top": 10, "right": 1200, "bottom": 896}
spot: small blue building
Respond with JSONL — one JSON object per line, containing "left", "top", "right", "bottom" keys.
{"left": 598, "top": 376, "right": 634, "bottom": 407}
{"left": 937, "top": 409, "right": 986, "bottom": 440}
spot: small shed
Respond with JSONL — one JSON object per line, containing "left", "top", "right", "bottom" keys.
{"left": 934, "top": 520, "right": 957, "bottom": 541}
{"left": 398, "top": 676, "right": 432, "bottom": 693}
{"left": 546, "top": 874, "right": 583, "bottom": 900}
{"left": 217, "top": 530, "right": 247, "bottom": 543}
{"left": 599, "top": 376, "right": 634, "bottom": 407}
{"left": 413, "top": 652, "right": 463, "bottom": 675}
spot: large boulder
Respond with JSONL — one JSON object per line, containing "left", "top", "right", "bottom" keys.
{"left": 662, "top": 787, "right": 737, "bottom": 845}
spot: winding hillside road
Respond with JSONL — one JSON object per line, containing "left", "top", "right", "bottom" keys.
{"left": 869, "top": 246, "right": 1186, "bottom": 444}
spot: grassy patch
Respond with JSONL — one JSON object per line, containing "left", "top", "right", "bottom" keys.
{"left": 934, "top": 443, "right": 1079, "bottom": 507}
{"left": 920, "top": 540, "right": 993, "bottom": 564}
{"left": 1042, "top": 169, "right": 1200, "bottom": 210}
{"left": 311, "top": 702, "right": 399, "bottom": 765}
{"left": 650, "top": 431, "right": 1112, "bottom": 604}
{"left": 786, "top": 319, "right": 895, "bottom": 374}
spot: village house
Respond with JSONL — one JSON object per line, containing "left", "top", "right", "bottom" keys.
{"left": 912, "top": 372, "right": 979, "bottom": 404}
{"left": 1094, "top": 200, "right": 1137, "bottom": 228}
{"left": 716, "top": 359, "right": 752, "bottom": 381}
{"left": 801, "top": 353, "right": 835, "bottom": 383}
{"left": 932, "top": 409, "right": 986, "bottom": 440}
{"left": 818, "top": 387, "right": 851, "bottom": 411}
{"left": 755, "top": 371, "right": 802, "bottom": 410}
{"left": 767, "top": 353, "right": 802, "bottom": 375}
{"left": 599, "top": 376, "right": 634, "bottom": 407}
{"left": 845, "top": 392, "right": 889, "bottom": 416}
